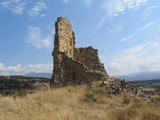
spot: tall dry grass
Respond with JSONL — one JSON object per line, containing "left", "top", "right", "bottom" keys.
{"left": 0, "top": 86, "right": 159, "bottom": 120}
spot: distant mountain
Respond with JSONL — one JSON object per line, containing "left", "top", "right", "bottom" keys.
{"left": 24, "top": 71, "right": 160, "bottom": 81}
{"left": 24, "top": 72, "right": 52, "bottom": 78}
{"left": 117, "top": 71, "right": 160, "bottom": 81}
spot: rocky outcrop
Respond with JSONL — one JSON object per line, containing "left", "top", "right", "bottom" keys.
{"left": 89, "top": 77, "right": 154, "bottom": 102}
{"left": 51, "top": 17, "right": 108, "bottom": 86}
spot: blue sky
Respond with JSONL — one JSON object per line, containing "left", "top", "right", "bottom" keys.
{"left": 0, "top": 0, "right": 160, "bottom": 76}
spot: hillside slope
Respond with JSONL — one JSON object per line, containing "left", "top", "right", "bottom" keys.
{"left": 0, "top": 86, "right": 160, "bottom": 120}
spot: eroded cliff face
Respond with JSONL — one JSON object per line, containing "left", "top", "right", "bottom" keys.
{"left": 51, "top": 17, "right": 109, "bottom": 86}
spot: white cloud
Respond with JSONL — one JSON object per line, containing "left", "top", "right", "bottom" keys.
{"left": 0, "top": 1, "right": 11, "bottom": 8}
{"left": 94, "top": 15, "right": 107, "bottom": 29}
{"left": 138, "top": 22, "right": 154, "bottom": 31}
{"left": 0, "top": 1, "right": 47, "bottom": 16}
{"left": 121, "top": 34, "right": 134, "bottom": 42}
{"left": 106, "top": 41, "right": 160, "bottom": 76}
{"left": 25, "top": 26, "right": 52, "bottom": 49}
{"left": 27, "top": 64, "right": 52, "bottom": 73}
{"left": 7, "top": 64, "right": 23, "bottom": 72}
{"left": 0, "top": 0, "right": 25, "bottom": 15}
{"left": 0, "top": 63, "right": 53, "bottom": 75}
{"left": 0, "top": 63, "right": 5, "bottom": 71}
{"left": 103, "top": 0, "right": 148, "bottom": 16}
{"left": 62, "top": 0, "right": 92, "bottom": 7}
{"left": 13, "top": 3, "right": 25, "bottom": 14}
{"left": 95, "top": 0, "right": 147, "bottom": 29}
{"left": 28, "top": 2, "right": 47, "bottom": 16}
{"left": 143, "top": 5, "right": 159, "bottom": 19}
{"left": 110, "top": 21, "right": 126, "bottom": 33}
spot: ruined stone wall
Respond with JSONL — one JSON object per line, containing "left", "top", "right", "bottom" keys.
{"left": 51, "top": 17, "right": 108, "bottom": 86}
{"left": 74, "top": 47, "right": 108, "bottom": 77}
{"left": 62, "top": 54, "right": 107, "bottom": 85}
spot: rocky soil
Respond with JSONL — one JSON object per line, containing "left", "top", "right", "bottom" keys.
{"left": 89, "top": 77, "right": 155, "bottom": 103}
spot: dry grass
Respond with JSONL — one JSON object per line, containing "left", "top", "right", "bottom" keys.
{"left": 0, "top": 86, "right": 159, "bottom": 120}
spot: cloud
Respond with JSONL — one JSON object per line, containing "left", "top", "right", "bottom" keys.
{"left": 7, "top": 64, "right": 23, "bottom": 72}
{"left": 95, "top": 0, "right": 147, "bottom": 29}
{"left": 0, "top": 0, "right": 25, "bottom": 15}
{"left": 28, "top": 2, "right": 47, "bottom": 16}
{"left": 121, "top": 34, "right": 134, "bottom": 42}
{"left": 106, "top": 41, "right": 160, "bottom": 76}
{"left": 25, "top": 26, "right": 52, "bottom": 49}
{"left": 143, "top": 5, "right": 159, "bottom": 19}
{"left": 0, "top": 63, "right": 5, "bottom": 71}
{"left": 110, "top": 21, "right": 126, "bottom": 33}
{"left": 0, "top": 1, "right": 47, "bottom": 16}
{"left": 103, "top": 0, "right": 148, "bottom": 16}
{"left": 26, "top": 64, "right": 52, "bottom": 73}
{"left": 0, "top": 63, "right": 53, "bottom": 75}
{"left": 94, "top": 15, "right": 107, "bottom": 29}
{"left": 13, "top": 3, "right": 25, "bottom": 14}
{"left": 0, "top": 63, "right": 24, "bottom": 75}
{"left": 138, "top": 22, "right": 154, "bottom": 31}
{"left": 62, "top": 0, "right": 92, "bottom": 7}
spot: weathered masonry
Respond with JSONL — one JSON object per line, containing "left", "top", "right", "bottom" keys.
{"left": 51, "top": 17, "right": 109, "bottom": 86}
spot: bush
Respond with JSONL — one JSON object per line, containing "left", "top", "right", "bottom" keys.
{"left": 82, "top": 87, "right": 110, "bottom": 102}
{"left": 122, "top": 97, "right": 131, "bottom": 105}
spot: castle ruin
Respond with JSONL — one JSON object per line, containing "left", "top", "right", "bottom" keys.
{"left": 50, "top": 17, "right": 109, "bottom": 86}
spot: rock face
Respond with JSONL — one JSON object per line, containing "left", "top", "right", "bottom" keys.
{"left": 51, "top": 17, "right": 108, "bottom": 86}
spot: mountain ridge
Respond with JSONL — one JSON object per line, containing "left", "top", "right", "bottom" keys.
{"left": 24, "top": 71, "right": 160, "bottom": 81}
{"left": 24, "top": 72, "right": 52, "bottom": 78}
{"left": 117, "top": 71, "right": 160, "bottom": 81}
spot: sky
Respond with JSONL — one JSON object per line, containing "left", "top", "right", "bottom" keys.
{"left": 0, "top": 0, "right": 160, "bottom": 76}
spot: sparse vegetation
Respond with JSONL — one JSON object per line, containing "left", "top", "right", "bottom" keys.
{"left": 0, "top": 86, "right": 159, "bottom": 120}
{"left": 82, "top": 87, "right": 110, "bottom": 102}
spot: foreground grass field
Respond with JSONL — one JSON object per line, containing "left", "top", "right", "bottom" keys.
{"left": 0, "top": 86, "right": 160, "bottom": 120}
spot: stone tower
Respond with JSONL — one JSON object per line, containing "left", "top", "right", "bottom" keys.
{"left": 54, "top": 17, "right": 75, "bottom": 58}
{"left": 52, "top": 17, "right": 75, "bottom": 84}
{"left": 51, "top": 17, "right": 108, "bottom": 87}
